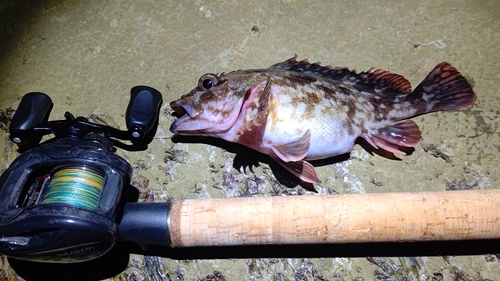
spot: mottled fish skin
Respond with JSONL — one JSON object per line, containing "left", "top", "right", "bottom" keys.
{"left": 170, "top": 56, "right": 476, "bottom": 183}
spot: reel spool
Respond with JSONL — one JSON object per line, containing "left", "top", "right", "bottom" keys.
{"left": 40, "top": 166, "right": 105, "bottom": 210}
{"left": 0, "top": 86, "right": 163, "bottom": 263}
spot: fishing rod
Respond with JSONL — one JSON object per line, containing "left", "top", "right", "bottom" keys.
{"left": 0, "top": 89, "right": 499, "bottom": 264}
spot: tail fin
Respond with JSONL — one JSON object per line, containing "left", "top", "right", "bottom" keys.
{"left": 411, "top": 62, "right": 475, "bottom": 113}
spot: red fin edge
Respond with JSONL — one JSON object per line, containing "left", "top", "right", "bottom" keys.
{"left": 361, "top": 67, "right": 412, "bottom": 94}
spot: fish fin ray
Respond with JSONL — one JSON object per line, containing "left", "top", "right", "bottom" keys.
{"left": 411, "top": 62, "right": 475, "bottom": 112}
{"left": 269, "top": 56, "right": 411, "bottom": 94}
{"left": 268, "top": 55, "right": 359, "bottom": 82}
{"left": 270, "top": 130, "right": 311, "bottom": 162}
{"left": 360, "top": 67, "right": 412, "bottom": 94}
{"left": 269, "top": 150, "right": 320, "bottom": 183}
{"left": 366, "top": 120, "right": 422, "bottom": 154}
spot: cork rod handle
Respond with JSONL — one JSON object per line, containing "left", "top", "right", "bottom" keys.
{"left": 168, "top": 189, "right": 500, "bottom": 247}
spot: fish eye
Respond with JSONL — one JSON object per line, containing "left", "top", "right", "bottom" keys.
{"left": 198, "top": 74, "right": 218, "bottom": 90}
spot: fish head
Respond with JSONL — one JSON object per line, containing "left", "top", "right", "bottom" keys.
{"left": 170, "top": 71, "right": 262, "bottom": 136}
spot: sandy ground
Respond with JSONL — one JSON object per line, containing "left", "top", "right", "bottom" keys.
{"left": 0, "top": 0, "right": 499, "bottom": 280}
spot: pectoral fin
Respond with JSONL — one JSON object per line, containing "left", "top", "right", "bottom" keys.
{"left": 270, "top": 130, "right": 311, "bottom": 162}
{"left": 268, "top": 130, "right": 320, "bottom": 183}
{"left": 270, "top": 150, "right": 320, "bottom": 183}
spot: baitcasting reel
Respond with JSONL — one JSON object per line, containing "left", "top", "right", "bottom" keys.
{"left": 0, "top": 86, "right": 169, "bottom": 263}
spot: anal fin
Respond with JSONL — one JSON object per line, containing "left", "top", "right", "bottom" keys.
{"left": 365, "top": 120, "right": 422, "bottom": 155}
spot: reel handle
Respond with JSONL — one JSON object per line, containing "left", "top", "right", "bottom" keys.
{"left": 9, "top": 92, "right": 53, "bottom": 144}
{"left": 126, "top": 86, "right": 163, "bottom": 140}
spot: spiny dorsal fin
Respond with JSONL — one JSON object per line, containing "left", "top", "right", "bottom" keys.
{"left": 268, "top": 55, "right": 354, "bottom": 81}
{"left": 269, "top": 56, "right": 412, "bottom": 95}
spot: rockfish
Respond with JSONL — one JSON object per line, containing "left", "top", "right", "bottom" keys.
{"left": 170, "top": 56, "right": 475, "bottom": 183}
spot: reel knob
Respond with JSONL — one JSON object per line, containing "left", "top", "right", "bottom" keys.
{"left": 9, "top": 92, "right": 53, "bottom": 145}
{"left": 125, "top": 86, "right": 163, "bottom": 141}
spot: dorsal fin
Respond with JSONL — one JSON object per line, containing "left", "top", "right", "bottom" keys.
{"left": 268, "top": 56, "right": 412, "bottom": 95}
{"left": 268, "top": 55, "right": 354, "bottom": 81}
{"left": 359, "top": 67, "right": 412, "bottom": 94}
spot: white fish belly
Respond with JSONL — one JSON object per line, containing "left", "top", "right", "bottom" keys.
{"left": 264, "top": 104, "right": 360, "bottom": 161}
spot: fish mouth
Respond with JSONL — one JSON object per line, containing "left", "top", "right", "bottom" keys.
{"left": 170, "top": 101, "right": 188, "bottom": 118}
{"left": 170, "top": 100, "right": 194, "bottom": 133}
